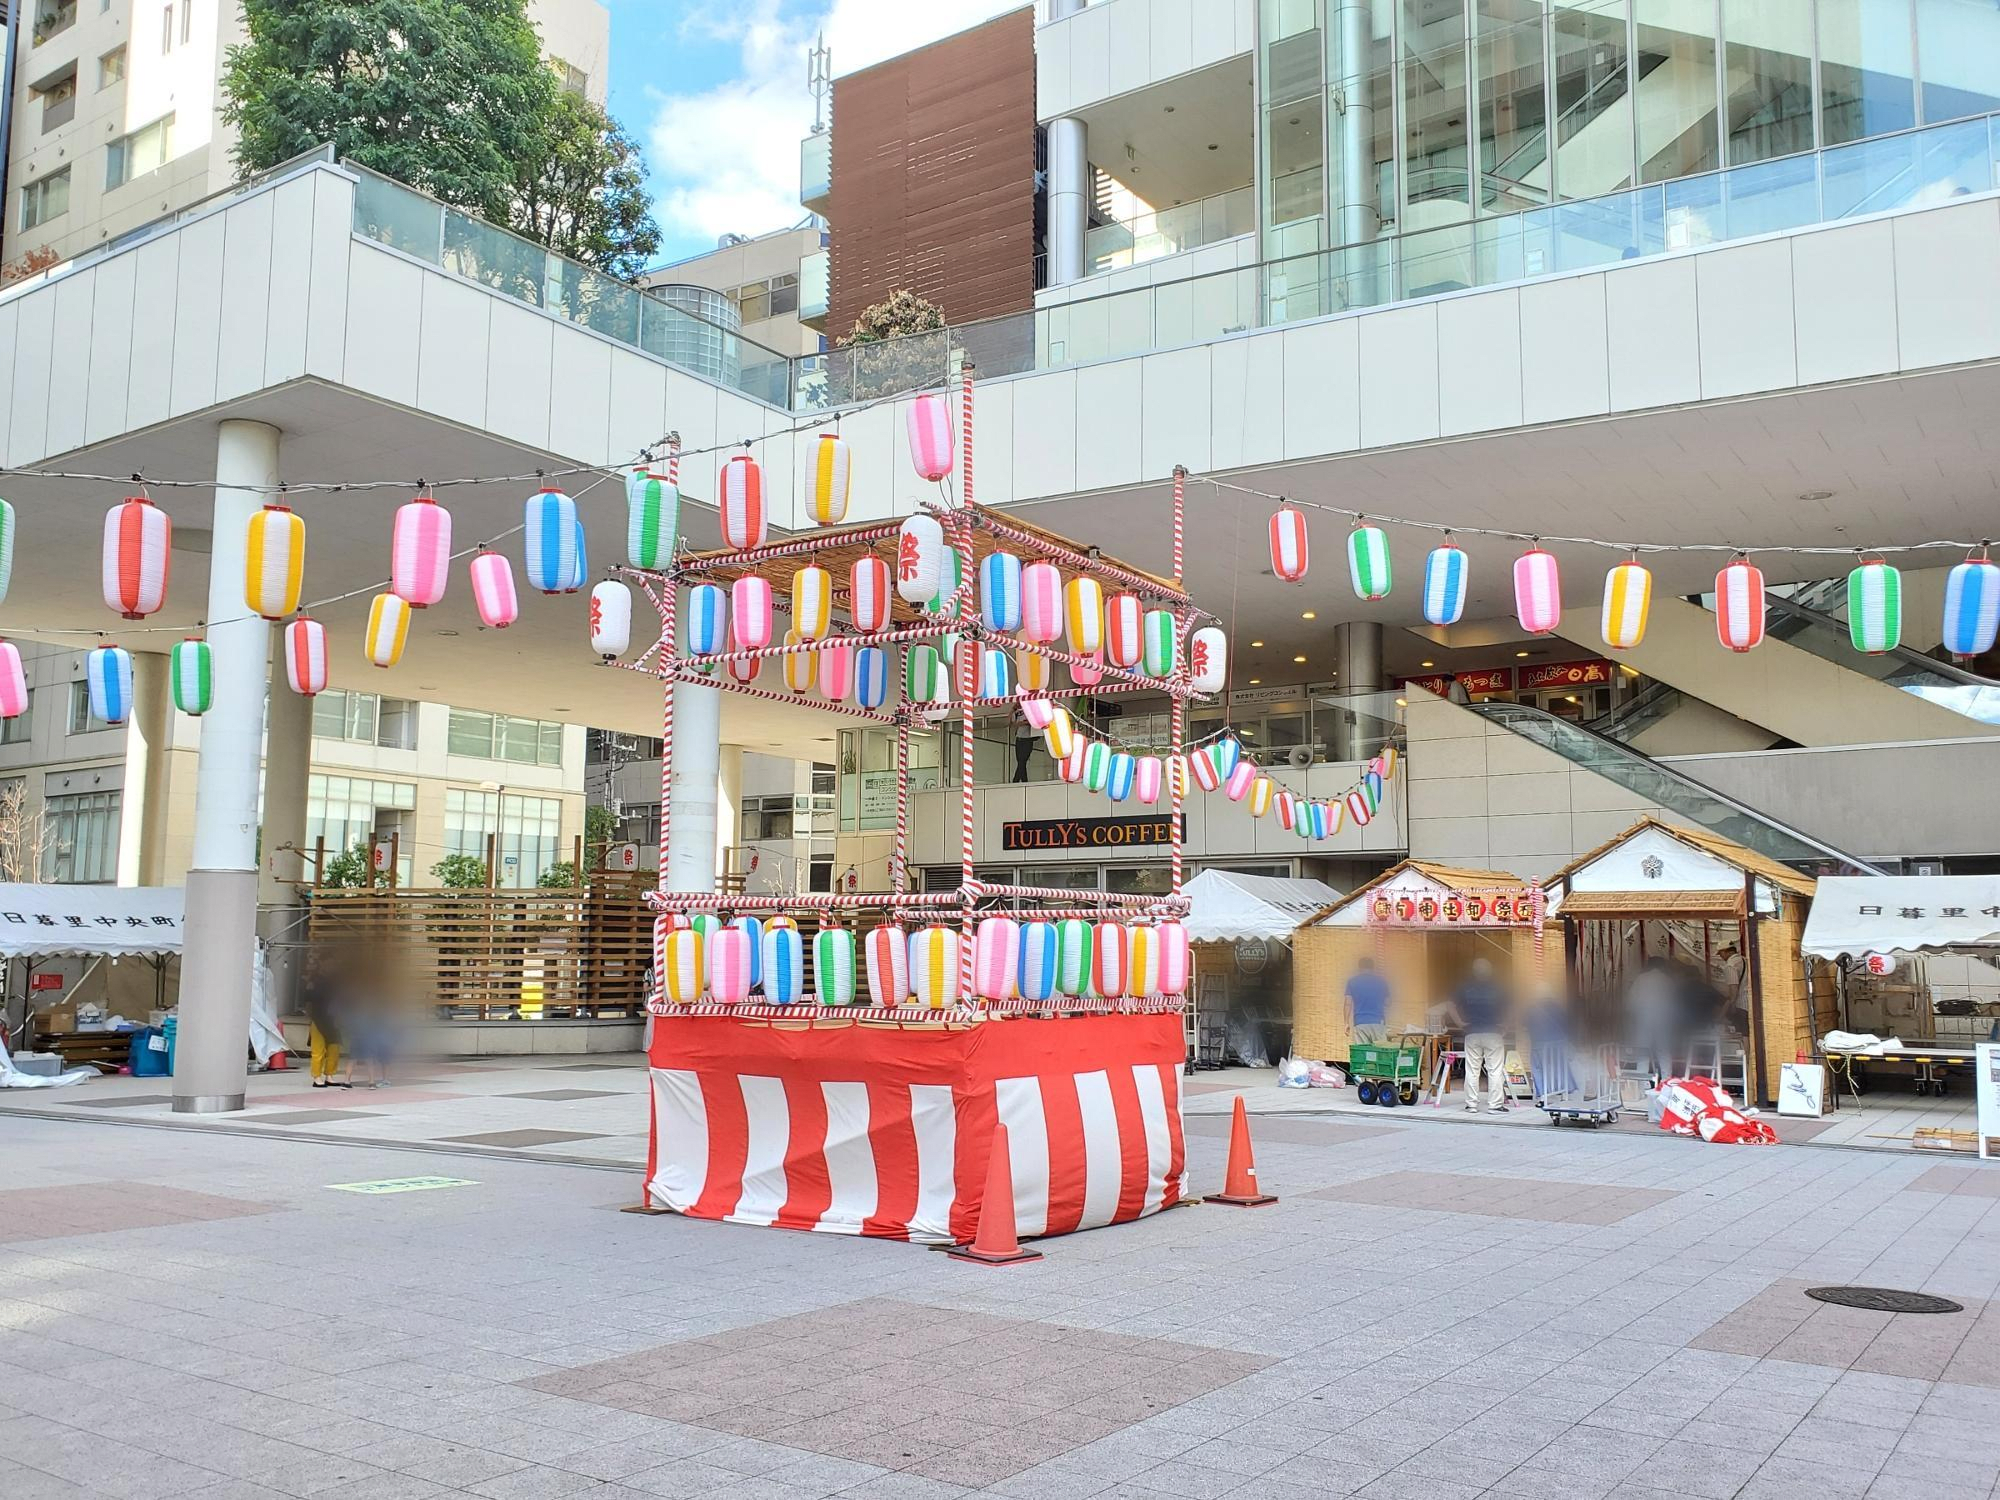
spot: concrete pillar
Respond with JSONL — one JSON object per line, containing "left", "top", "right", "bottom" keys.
{"left": 115, "top": 651, "right": 171, "bottom": 887}
{"left": 1046, "top": 3, "right": 1090, "bottom": 292}
{"left": 664, "top": 678, "right": 721, "bottom": 894}
{"left": 258, "top": 642, "right": 314, "bottom": 1012}
{"left": 1332, "top": 620, "right": 1384, "bottom": 759}
{"left": 1331, "top": 0, "right": 1381, "bottom": 304}
{"left": 716, "top": 744, "right": 743, "bottom": 885}
{"left": 173, "top": 419, "right": 278, "bottom": 1114}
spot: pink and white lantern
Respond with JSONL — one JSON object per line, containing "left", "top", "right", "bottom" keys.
{"left": 1513, "top": 547, "right": 1562, "bottom": 634}
{"left": 1157, "top": 921, "right": 1190, "bottom": 997}
{"left": 1224, "top": 761, "right": 1256, "bottom": 801}
{"left": 1090, "top": 921, "right": 1127, "bottom": 998}
{"left": 974, "top": 916, "right": 1020, "bottom": 1002}
{"left": 390, "top": 496, "right": 451, "bottom": 607}
{"left": 468, "top": 550, "right": 519, "bottom": 628}
{"left": 707, "top": 927, "right": 753, "bottom": 1004}
{"left": 1020, "top": 562, "right": 1063, "bottom": 643}
{"left": 730, "top": 575, "right": 773, "bottom": 651}
{"left": 0, "top": 642, "right": 25, "bottom": 720}
{"left": 819, "top": 641, "right": 854, "bottom": 701}
{"left": 1134, "top": 755, "right": 1163, "bottom": 805}
{"left": 906, "top": 393, "right": 954, "bottom": 481}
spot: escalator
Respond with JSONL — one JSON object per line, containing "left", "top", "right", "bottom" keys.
{"left": 1759, "top": 594, "right": 2000, "bottom": 726}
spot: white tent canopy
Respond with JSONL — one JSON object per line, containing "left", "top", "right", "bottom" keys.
{"left": 0, "top": 884, "right": 183, "bottom": 959}
{"left": 1802, "top": 876, "right": 2000, "bottom": 957}
{"left": 1181, "top": 870, "right": 1341, "bottom": 944}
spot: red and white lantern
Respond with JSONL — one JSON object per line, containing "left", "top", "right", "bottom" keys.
{"left": 1104, "top": 592, "right": 1144, "bottom": 668}
{"left": 1269, "top": 506, "right": 1309, "bottom": 582}
{"left": 865, "top": 924, "right": 908, "bottom": 1007}
{"left": 1091, "top": 921, "right": 1127, "bottom": 997}
{"left": 390, "top": 495, "right": 451, "bottom": 607}
{"left": 1714, "top": 556, "right": 1766, "bottom": 653}
{"left": 850, "top": 555, "right": 891, "bottom": 633}
{"left": 102, "top": 496, "right": 171, "bottom": 620}
{"left": 284, "top": 616, "right": 328, "bottom": 696}
{"left": 719, "top": 453, "right": 766, "bottom": 550}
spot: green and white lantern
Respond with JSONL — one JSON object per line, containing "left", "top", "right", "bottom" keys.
{"left": 624, "top": 467, "right": 679, "bottom": 569}
{"left": 904, "top": 644, "right": 948, "bottom": 703}
{"left": 1347, "top": 524, "right": 1392, "bottom": 601}
{"left": 1847, "top": 558, "right": 1902, "bottom": 655}
{"left": 688, "top": 912, "right": 722, "bottom": 946}
{"left": 1082, "top": 740, "right": 1111, "bottom": 792}
{"left": 170, "top": 637, "right": 212, "bottom": 716}
{"left": 0, "top": 497, "right": 15, "bottom": 605}
{"left": 1054, "top": 918, "right": 1093, "bottom": 997}
{"left": 1141, "top": 609, "right": 1176, "bottom": 677}
{"left": 926, "top": 544, "right": 965, "bottom": 619}
{"left": 813, "top": 928, "right": 856, "bottom": 1006}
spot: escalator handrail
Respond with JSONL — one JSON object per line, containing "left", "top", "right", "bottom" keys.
{"left": 1765, "top": 595, "right": 1997, "bottom": 688}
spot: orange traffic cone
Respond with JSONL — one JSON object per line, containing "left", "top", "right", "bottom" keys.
{"left": 1209, "top": 1096, "right": 1277, "bottom": 1207}
{"left": 948, "top": 1122, "right": 1044, "bottom": 1265}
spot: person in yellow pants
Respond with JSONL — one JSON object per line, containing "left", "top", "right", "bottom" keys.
{"left": 303, "top": 953, "right": 348, "bottom": 1089}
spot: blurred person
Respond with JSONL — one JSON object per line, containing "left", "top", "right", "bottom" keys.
{"left": 303, "top": 952, "right": 348, "bottom": 1090}
{"left": 1453, "top": 956, "right": 1512, "bottom": 1113}
{"left": 340, "top": 953, "right": 401, "bottom": 1090}
{"left": 1524, "top": 985, "right": 1576, "bottom": 1099}
{"left": 1626, "top": 957, "right": 1680, "bottom": 1082}
{"left": 1345, "top": 955, "right": 1391, "bottom": 1048}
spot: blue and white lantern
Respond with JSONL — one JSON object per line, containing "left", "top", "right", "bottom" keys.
{"left": 1309, "top": 800, "right": 1329, "bottom": 839}
{"left": 731, "top": 915, "right": 764, "bottom": 990}
{"left": 1106, "top": 751, "right": 1135, "bottom": 802}
{"left": 687, "top": 583, "right": 728, "bottom": 655}
{"left": 1423, "top": 542, "right": 1468, "bottom": 626}
{"left": 1210, "top": 735, "right": 1241, "bottom": 779}
{"left": 87, "top": 645, "right": 134, "bottom": 725}
{"left": 978, "top": 645, "right": 1012, "bottom": 700}
{"left": 762, "top": 924, "right": 805, "bottom": 1005}
{"left": 855, "top": 645, "right": 890, "bottom": 709}
{"left": 523, "top": 488, "right": 584, "bottom": 594}
{"left": 1364, "top": 770, "right": 1384, "bottom": 810}
{"left": 1942, "top": 551, "right": 1999, "bottom": 660}
{"left": 1017, "top": 920, "right": 1059, "bottom": 1003}
{"left": 980, "top": 550, "right": 1022, "bottom": 633}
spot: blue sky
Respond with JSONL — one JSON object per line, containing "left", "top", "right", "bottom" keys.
{"left": 598, "top": 0, "right": 1030, "bottom": 267}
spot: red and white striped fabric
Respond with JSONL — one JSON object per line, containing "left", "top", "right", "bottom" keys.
{"left": 645, "top": 1015, "right": 1186, "bottom": 1245}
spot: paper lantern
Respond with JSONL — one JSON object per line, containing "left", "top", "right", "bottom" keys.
{"left": 808, "top": 432, "right": 850, "bottom": 526}
{"left": 589, "top": 581, "right": 631, "bottom": 659}
{"left": 1861, "top": 952, "right": 1898, "bottom": 977}
{"left": 283, "top": 616, "right": 328, "bottom": 696}
{"left": 933, "top": 549, "right": 970, "bottom": 624}
{"left": 1071, "top": 650, "right": 1104, "bottom": 688}
{"left": 1942, "top": 551, "right": 2000, "bottom": 660}
{"left": 726, "top": 653, "right": 760, "bottom": 685}
{"left": 980, "top": 550, "right": 1022, "bottom": 632}
{"left": 782, "top": 629, "right": 817, "bottom": 692}
{"left": 572, "top": 515, "right": 590, "bottom": 583}
{"left": 1423, "top": 542, "right": 1468, "bottom": 626}
{"left": 0, "top": 642, "right": 23, "bottom": 720}
{"left": 688, "top": 912, "right": 722, "bottom": 945}
{"left": 1189, "top": 748, "right": 1220, "bottom": 792}
{"left": 814, "top": 928, "right": 856, "bottom": 1006}
{"left": 763, "top": 925, "right": 805, "bottom": 1005}
{"left": 1363, "top": 769, "right": 1384, "bottom": 809}
{"left": 1016, "top": 648, "right": 1051, "bottom": 692}
{"left": 1017, "top": 922, "right": 1058, "bottom": 1003}
{"left": 1249, "top": 776, "right": 1274, "bottom": 817}
{"left": 469, "top": 551, "right": 519, "bottom": 629}
{"left": 1021, "top": 694, "right": 1054, "bottom": 730}
{"left": 1224, "top": 761, "right": 1256, "bottom": 801}
{"left": 625, "top": 466, "right": 678, "bottom": 568}
{"left": 855, "top": 646, "right": 890, "bottom": 708}
{"left": 363, "top": 592, "right": 411, "bottom": 669}
{"left": 895, "top": 514, "right": 945, "bottom": 605}
{"left": 1044, "top": 705, "right": 1074, "bottom": 760}
{"left": 1346, "top": 788, "right": 1372, "bottom": 827}
{"left": 245, "top": 503, "right": 304, "bottom": 619}
{"left": 1134, "top": 755, "right": 1163, "bottom": 805}
{"left": 731, "top": 915, "right": 765, "bottom": 990}
{"left": 1346, "top": 524, "right": 1391, "bottom": 601}
{"left": 1318, "top": 800, "right": 1338, "bottom": 838}
{"left": 909, "top": 926, "right": 961, "bottom": 1010}
{"left": 850, "top": 555, "right": 892, "bottom": 633}
{"left": 719, "top": 453, "right": 765, "bottom": 550}
{"left": 103, "top": 497, "right": 170, "bottom": 620}
{"left": 974, "top": 916, "right": 1019, "bottom": 1002}
{"left": 1064, "top": 577, "right": 1104, "bottom": 654}
{"left": 1380, "top": 745, "right": 1398, "bottom": 780}
{"left": 1847, "top": 558, "right": 1902, "bottom": 654}
{"left": 1082, "top": 740, "right": 1111, "bottom": 792}
{"left": 1091, "top": 921, "right": 1127, "bottom": 998}
{"left": 819, "top": 641, "right": 853, "bottom": 701}
{"left": 907, "top": 392, "right": 954, "bottom": 480}
{"left": 904, "top": 644, "right": 946, "bottom": 703}
{"left": 1269, "top": 506, "right": 1309, "bottom": 582}
{"left": 1599, "top": 559, "right": 1651, "bottom": 651}
{"left": 0, "top": 498, "right": 14, "bottom": 604}
{"left": 1055, "top": 919, "right": 1092, "bottom": 996}
{"left": 865, "top": 923, "right": 908, "bottom": 1007}
{"left": 707, "top": 928, "right": 753, "bottom": 1004}
{"left": 1157, "top": 922, "right": 1190, "bottom": 997}
{"left": 1513, "top": 547, "right": 1562, "bottom": 634}
{"left": 390, "top": 496, "right": 451, "bottom": 608}
{"left": 978, "top": 646, "right": 1012, "bottom": 701}
{"left": 687, "top": 583, "right": 728, "bottom": 655}
{"left": 1141, "top": 610, "right": 1177, "bottom": 678}
{"left": 1104, "top": 593, "right": 1143, "bottom": 668}
{"left": 1126, "top": 925, "right": 1160, "bottom": 998}
{"left": 166, "top": 638, "right": 210, "bottom": 716}
{"left": 85, "top": 645, "right": 132, "bottom": 725}
{"left": 1021, "top": 562, "right": 1063, "bottom": 643}
{"left": 661, "top": 927, "right": 704, "bottom": 1004}
{"left": 1714, "top": 557, "right": 1765, "bottom": 653}
{"left": 1211, "top": 735, "right": 1242, "bottom": 779}
{"left": 1106, "top": 751, "right": 1135, "bottom": 802}
{"left": 523, "top": 489, "right": 583, "bottom": 594}
{"left": 1275, "top": 790, "right": 1297, "bottom": 830}
{"left": 1060, "top": 735, "right": 1088, "bottom": 783}
{"left": 783, "top": 564, "right": 830, "bottom": 642}
{"left": 1189, "top": 626, "right": 1227, "bottom": 693}
{"left": 730, "top": 575, "right": 773, "bottom": 651}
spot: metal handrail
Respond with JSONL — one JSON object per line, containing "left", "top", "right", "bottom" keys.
{"left": 1764, "top": 595, "right": 1997, "bottom": 689}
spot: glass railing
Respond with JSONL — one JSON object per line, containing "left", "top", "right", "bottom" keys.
{"left": 1468, "top": 701, "right": 1879, "bottom": 873}
{"left": 800, "top": 131, "right": 831, "bottom": 208}
{"left": 1083, "top": 186, "right": 1255, "bottom": 275}
{"left": 799, "top": 246, "right": 829, "bottom": 325}
{"left": 1757, "top": 595, "right": 2000, "bottom": 727}
{"left": 1585, "top": 681, "right": 1684, "bottom": 743}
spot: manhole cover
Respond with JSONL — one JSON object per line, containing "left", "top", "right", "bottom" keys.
{"left": 1805, "top": 1286, "right": 1963, "bottom": 1314}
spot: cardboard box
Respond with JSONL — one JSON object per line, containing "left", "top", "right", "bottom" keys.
{"left": 37, "top": 1005, "right": 77, "bottom": 1033}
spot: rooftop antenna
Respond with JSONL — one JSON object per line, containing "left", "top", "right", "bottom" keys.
{"left": 807, "top": 30, "right": 831, "bottom": 134}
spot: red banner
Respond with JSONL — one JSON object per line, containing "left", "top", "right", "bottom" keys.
{"left": 1519, "top": 658, "right": 1615, "bottom": 691}
{"left": 1455, "top": 668, "right": 1514, "bottom": 695}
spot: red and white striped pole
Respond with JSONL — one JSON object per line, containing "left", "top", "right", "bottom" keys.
{"left": 1169, "top": 464, "right": 1187, "bottom": 898}
{"left": 652, "top": 579, "right": 679, "bottom": 1009}
{"left": 954, "top": 362, "right": 978, "bottom": 1008}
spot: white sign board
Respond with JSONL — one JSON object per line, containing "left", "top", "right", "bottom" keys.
{"left": 1802, "top": 876, "right": 2000, "bottom": 957}
{"left": 1979, "top": 1043, "right": 2000, "bottom": 1161}
{"left": 1777, "top": 1062, "right": 1826, "bottom": 1117}
{"left": 604, "top": 842, "right": 640, "bottom": 872}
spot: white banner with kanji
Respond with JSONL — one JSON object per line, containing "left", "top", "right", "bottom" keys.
{"left": 1802, "top": 877, "right": 2000, "bottom": 957}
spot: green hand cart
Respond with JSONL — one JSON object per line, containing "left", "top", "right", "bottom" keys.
{"left": 1349, "top": 1041, "right": 1424, "bottom": 1107}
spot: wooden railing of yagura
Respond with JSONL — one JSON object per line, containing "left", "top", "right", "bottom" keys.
{"left": 306, "top": 872, "right": 656, "bottom": 1019}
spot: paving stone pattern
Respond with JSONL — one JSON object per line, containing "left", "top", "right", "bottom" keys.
{"left": 1309, "top": 1169, "right": 1680, "bottom": 1225}
{"left": 1181, "top": 1117, "right": 1402, "bottom": 1147}
{"left": 1692, "top": 1278, "right": 2000, "bottom": 1384}
{"left": 434, "top": 1129, "right": 610, "bottom": 1149}
{"left": 502, "top": 1090, "right": 625, "bottom": 1103}
{"left": 1908, "top": 1166, "right": 2000, "bottom": 1199}
{"left": 0, "top": 1182, "right": 274, "bottom": 1243}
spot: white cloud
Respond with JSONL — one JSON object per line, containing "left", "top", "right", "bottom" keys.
{"left": 646, "top": 0, "right": 1032, "bottom": 253}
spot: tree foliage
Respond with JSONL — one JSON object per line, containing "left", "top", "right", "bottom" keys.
{"left": 509, "top": 92, "right": 661, "bottom": 281}
{"left": 840, "top": 288, "right": 947, "bottom": 345}
{"left": 430, "top": 854, "right": 491, "bottom": 889}
{"left": 320, "top": 841, "right": 388, "bottom": 889}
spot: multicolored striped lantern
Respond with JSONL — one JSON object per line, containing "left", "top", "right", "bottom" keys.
{"left": 1044, "top": 705, "right": 1074, "bottom": 760}
{"left": 904, "top": 644, "right": 946, "bottom": 703}
{"left": 524, "top": 489, "right": 583, "bottom": 594}
{"left": 1363, "top": 769, "right": 1384, "bottom": 809}
{"left": 925, "top": 543, "right": 965, "bottom": 621}
{"left": 980, "top": 550, "right": 1022, "bottom": 632}
{"left": 0, "top": 499, "right": 14, "bottom": 604}
{"left": 864, "top": 923, "right": 908, "bottom": 1007}
{"left": 1017, "top": 921, "right": 1058, "bottom": 1003}
{"left": 1714, "top": 557, "right": 1766, "bottom": 653}
{"left": 850, "top": 555, "right": 892, "bottom": 633}
{"left": 625, "top": 466, "right": 678, "bottom": 568}
{"left": 726, "top": 653, "right": 760, "bottom": 685}
{"left": 103, "top": 497, "right": 170, "bottom": 620}
{"left": 978, "top": 645, "right": 1011, "bottom": 700}
{"left": 1316, "top": 800, "right": 1337, "bottom": 838}
{"left": 661, "top": 927, "right": 704, "bottom": 1004}
{"left": 719, "top": 453, "right": 766, "bottom": 551}
{"left": 730, "top": 575, "right": 773, "bottom": 650}
{"left": 1942, "top": 550, "right": 1999, "bottom": 660}
{"left": 1601, "top": 558, "right": 1652, "bottom": 650}
{"left": 688, "top": 912, "right": 722, "bottom": 947}
{"left": 1379, "top": 745, "right": 1397, "bottom": 780}
{"left": 1211, "top": 735, "right": 1242, "bottom": 779}
{"left": 589, "top": 581, "right": 631, "bottom": 659}
{"left": 469, "top": 550, "right": 519, "bottom": 629}
{"left": 896, "top": 514, "right": 946, "bottom": 604}
{"left": 1126, "top": 924, "right": 1160, "bottom": 998}
{"left": 1104, "top": 592, "right": 1143, "bottom": 668}
{"left": 808, "top": 432, "right": 850, "bottom": 526}
{"left": 245, "top": 503, "right": 304, "bottom": 619}
{"left": 790, "top": 564, "right": 832, "bottom": 641}
{"left": 974, "top": 916, "right": 1019, "bottom": 1002}
{"left": 1016, "top": 647, "right": 1051, "bottom": 692}
{"left": 1106, "top": 751, "right": 1135, "bottom": 802}
{"left": 1346, "top": 524, "right": 1391, "bottom": 601}
{"left": 1346, "top": 787, "right": 1372, "bottom": 826}
{"left": 1423, "top": 541, "right": 1468, "bottom": 626}
{"left": 1021, "top": 694, "right": 1054, "bottom": 730}
{"left": 819, "top": 640, "right": 854, "bottom": 700}
{"left": 1070, "top": 650, "right": 1104, "bottom": 688}
{"left": 731, "top": 915, "right": 765, "bottom": 990}
{"left": 814, "top": 928, "right": 856, "bottom": 1006}
{"left": 1513, "top": 547, "right": 1562, "bottom": 634}
{"left": 87, "top": 645, "right": 133, "bottom": 725}
{"left": 1141, "top": 610, "right": 1177, "bottom": 678}
{"left": 687, "top": 583, "right": 728, "bottom": 655}
{"left": 1059, "top": 735, "right": 1088, "bottom": 783}
{"left": 906, "top": 393, "right": 954, "bottom": 480}
{"left": 1134, "top": 755, "right": 1163, "bottom": 805}
{"left": 1091, "top": 921, "right": 1127, "bottom": 997}
{"left": 1052, "top": 919, "right": 1094, "bottom": 997}
{"left": 390, "top": 496, "right": 451, "bottom": 607}
{"left": 1249, "top": 776, "right": 1274, "bottom": 817}
{"left": 363, "top": 592, "right": 411, "bottom": 668}
{"left": 909, "top": 926, "right": 961, "bottom": 1010}
{"left": 168, "top": 638, "right": 210, "bottom": 716}
{"left": 1082, "top": 740, "right": 1111, "bottom": 792}
{"left": 1189, "top": 746, "right": 1221, "bottom": 792}
{"left": 855, "top": 645, "right": 890, "bottom": 708}
{"left": 1064, "top": 577, "right": 1104, "bottom": 654}
{"left": 1021, "top": 562, "right": 1062, "bottom": 643}
{"left": 1157, "top": 921, "right": 1190, "bottom": 997}
{"left": 1189, "top": 626, "right": 1227, "bottom": 693}
{"left": 763, "top": 924, "right": 805, "bottom": 1005}
{"left": 1275, "top": 789, "right": 1297, "bottom": 830}
{"left": 782, "top": 629, "right": 817, "bottom": 692}
{"left": 1848, "top": 557, "right": 1902, "bottom": 654}
{"left": 284, "top": 616, "right": 328, "bottom": 696}
{"left": 0, "top": 642, "right": 23, "bottom": 720}
{"left": 707, "top": 927, "right": 753, "bottom": 1004}
{"left": 1224, "top": 760, "right": 1256, "bottom": 802}
{"left": 1269, "top": 506, "right": 1309, "bottom": 582}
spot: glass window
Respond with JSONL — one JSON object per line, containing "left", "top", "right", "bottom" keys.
{"left": 313, "top": 689, "right": 376, "bottom": 744}
{"left": 1477, "top": 0, "right": 1548, "bottom": 214}
{"left": 737, "top": 282, "right": 771, "bottom": 322}
{"left": 34, "top": 0, "right": 77, "bottom": 45}
{"left": 447, "top": 708, "right": 492, "bottom": 757}
{"left": 1818, "top": 0, "right": 1917, "bottom": 145}
{"left": 39, "top": 71, "right": 77, "bottom": 132}
{"left": 1401, "top": 0, "right": 1472, "bottom": 222}
{"left": 1266, "top": 97, "right": 1326, "bottom": 227}
{"left": 106, "top": 114, "right": 174, "bottom": 190}
{"left": 376, "top": 696, "right": 416, "bottom": 749}
{"left": 99, "top": 47, "right": 126, "bottom": 88}
{"left": 180, "top": 0, "right": 191, "bottom": 45}
{"left": 44, "top": 790, "right": 119, "bottom": 883}
{"left": 1722, "top": 0, "right": 1815, "bottom": 165}
{"left": 1634, "top": 0, "right": 1720, "bottom": 183}
{"left": 0, "top": 689, "right": 31, "bottom": 744}
{"left": 159, "top": 3, "right": 171, "bottom": 51}
{"left": 1916, "top": 0, "right": 2000, "bottom": 124}
{"left": 448, "top": 708, "right": 562, "bottom": 765}
{"left": 20, "top": 167, "right": 70, "bottom": 231}
{"left": 769, "top": 276, "right": 799, "bottom": 316}
{"left": 1551, "top": 0, "right": 1632, "bottom": 199}
{"left": 67, "top": 680, "right": 111, "bottom": 734}
{"left": 444, "top": 788, "right": 561, "bottom": 886}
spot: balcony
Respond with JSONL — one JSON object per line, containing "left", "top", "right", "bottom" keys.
{"left": 800, "top": 131, "right": 831, "bottom": 216}
{"left": 1081, "top": 185, "right": 1253, "bottom": 277}
{"left": 799, "top": 245, "right": 828, "bottom": 331}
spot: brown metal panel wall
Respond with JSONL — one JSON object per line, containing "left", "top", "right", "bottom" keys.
{"left": 827, "top": 8, "right": 1037, "bottom": 337}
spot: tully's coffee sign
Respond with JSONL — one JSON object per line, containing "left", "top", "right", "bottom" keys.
{"left": 1001, "top": 817, "right": 1172, "bottom": 852}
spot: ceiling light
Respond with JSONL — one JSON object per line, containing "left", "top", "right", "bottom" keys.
{"left": 1249, "top": 678, "right": 1261, "bottom": 685}
{"left": 1251, "top": 639, "right": 1265, "bottom": 647}
{"left": 1293, "top": 654, "right": 1307, "bottom": 663}
{"left": 1797, "top": 490, "right": 1833, "bottom": 501}
{"left": 1395, "top": 698, "right": 1407, "bottom": 707}
{"left": 1301, "top": 610, "right": 1316, "bottom": 620}
{"left": 435, "top": 629, "right": 459, "bottom": 637}
{"left": 1420, "top": 660, "right": 1434, "bottom": 668}
{"left": 1514, "top": 650, "right": 1530, "bottom": 658}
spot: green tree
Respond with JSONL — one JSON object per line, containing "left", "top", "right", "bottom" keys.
{"left": 320, "top": 841, "right": 388, "bottom": 888}
{"left": 430, "top": 854, "right": 490, "bottom": 888}
{"left": 510, "top": 92, "right": 661, "bottom": 281}
{"left": 537, "top": 861, "right": 579, "bottom": 888}
{"left": 583, "top": 803, "right": 618, "bottom": 870}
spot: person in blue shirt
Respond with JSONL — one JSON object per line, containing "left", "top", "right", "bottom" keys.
{"left": 1452, "top": 956, "right": 1512, "bottom": 1113}
{"left": 1345, "top": 957, "right": 1391, "bottom": 1048}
